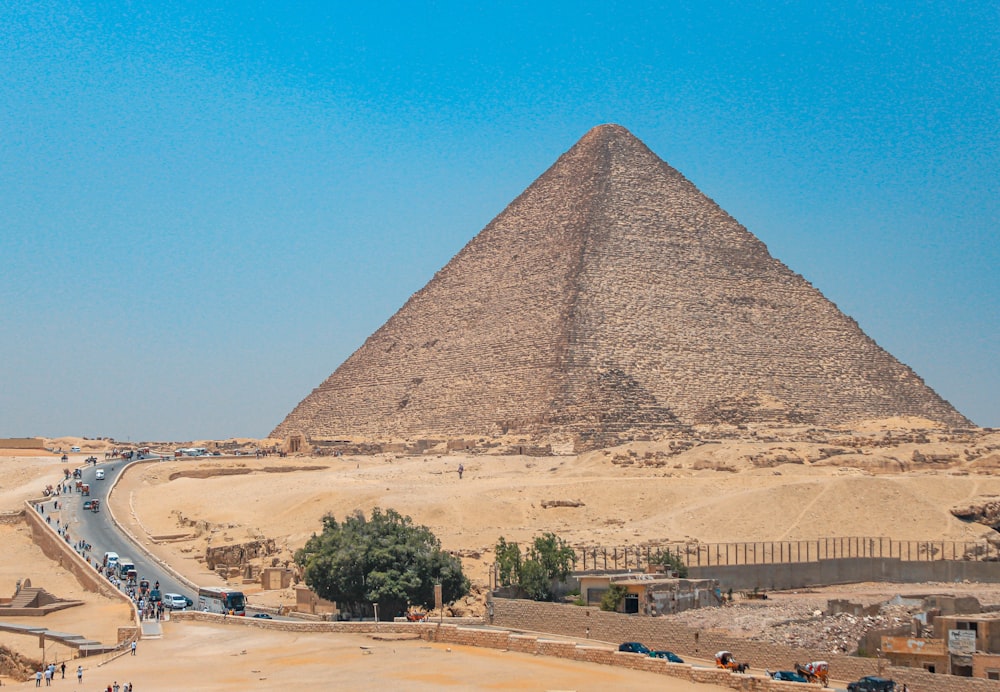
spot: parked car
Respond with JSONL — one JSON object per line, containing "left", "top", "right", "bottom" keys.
{"left": 252, "top": 613, "right": 273, "bottom": 619}
{"left": 847, "top": 676, "right": 896, "bottom": 692}
{"left": 768, "top": 670, "right": 808, "bottom": 683}
{"left": 618, "top": 642, "right": 682, "bottom": 662}
{"left": 649, "top": 650, "right": 684, "bottom": 663}
{"left": 619, "top": 642, "right": 651, "bottom": 654}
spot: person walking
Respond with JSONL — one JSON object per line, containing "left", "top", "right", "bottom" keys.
{"left": 61, "top": 661, "right": 66, "bottom": 679}
{"left": 35, "top": 669, "right": 42, "bottom": 687}
{"left": 77, "top": 664, "right": 83, "bottom": 683}
{"left": 130, "top": 639, "right": 137, "bottom": 655}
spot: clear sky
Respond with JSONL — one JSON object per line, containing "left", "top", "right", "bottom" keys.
{"left": 1, "top": 2, "right": 997, "bottom": 441}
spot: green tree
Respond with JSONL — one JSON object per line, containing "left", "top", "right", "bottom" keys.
{"left": 493, "top": 532, "right": 577, "bottom": 601}
{"left": 650, "top": 547, "right": 688, "bottom": 578}
{"left": 494, "top": 536, "right": 522, "bottom": 588}
{"left": 529, "top": 532, "right": 576, "bottom": 581}
{"left": 600, "top": 584, "right": 628, "bottom": 612}
{"left": 295, "top": 507, "right": 469, "bottom": 617}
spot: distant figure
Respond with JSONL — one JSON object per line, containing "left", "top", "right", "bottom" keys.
{"left": 458, "top": 464, "right": 464, "bottom": 479}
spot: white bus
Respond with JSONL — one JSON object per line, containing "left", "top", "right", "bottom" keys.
{"left": 198, "top": 586, "right": 246, "bottom": 616}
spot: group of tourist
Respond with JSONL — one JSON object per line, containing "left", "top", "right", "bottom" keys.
{"left": 32, "top": 662, "right": 87, "bottom": 687}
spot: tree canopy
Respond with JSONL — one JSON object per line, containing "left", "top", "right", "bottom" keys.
{"left": 295, "top": 507, "right": 469, "bottom": 617}
{"left": 494, "top": 532, "right": 576, "bottom": 601}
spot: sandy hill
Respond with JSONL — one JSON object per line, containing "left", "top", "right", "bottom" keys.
{"left": 90, "top": 423, "right": 1000, "bottom": 610}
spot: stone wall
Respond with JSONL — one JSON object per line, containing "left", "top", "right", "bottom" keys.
{"left": 22, "top": 501, "right": 123, "bottom": 601}
{"left": 170, "top": 609, "right": 998, "bottom": 691}
{"left": 489, "top": 597, "right": 1000, "bottom": 691}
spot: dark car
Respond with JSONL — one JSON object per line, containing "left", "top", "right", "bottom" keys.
{"left": 769, "top": 670, "right": 808, "bottom": 683}
{"left": 618, "top": 642, "right": 682, "bottom": 662}
{"left": 252, "top": 613, "right": 273, "bottom": 619}
{"left": 649, "top": 650, "right": 684, "bottom": 663}
{"left": 618, "top": 642, "right": 651, "bottom": 654}
{"left": 847, "top": 676, "right": 895, "bottom": 692}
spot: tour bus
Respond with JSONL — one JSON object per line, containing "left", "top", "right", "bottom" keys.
{"left": 117, "top": 558, "right": 136, "bottom": 580}
{"left": 198, "top": 587, "right": 246, "bottom": 616}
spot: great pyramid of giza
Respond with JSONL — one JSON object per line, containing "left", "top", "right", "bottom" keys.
{"left": 272, "top": 124, "right": 970, "bottom": 446}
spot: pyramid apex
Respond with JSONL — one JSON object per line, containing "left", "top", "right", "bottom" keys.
{"left": 580, "top": 122, "right": 638, "bottom": 142}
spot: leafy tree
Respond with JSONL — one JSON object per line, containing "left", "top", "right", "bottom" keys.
{"left": 494, "top": 536, "right": 522, "bottom": 588}
{"left": 600, "top": 584, "right": 628, "bottom": 612}
{"left": 529, "top": 532, "right": 576, "bottom": 581}
{"left": 493, "top": 532, "right": 577, "bottom": 601}
{"left": 518, "top": 558, "right": 551, "bottom": 600}
{"left": 295, "top": 507, "right": 469, "bottom": 617}
{"left": 650, "top": 547, "right": 688, "bottom": 578}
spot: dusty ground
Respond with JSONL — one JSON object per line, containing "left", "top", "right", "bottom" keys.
{"left": 107, "top": 424, "right": 1000, "bottom": 602}
{"left": 2, "top": 424, "right": 1000, "bottom": 687}
{"left": 2, "top": 619, "right": 732, "bottom": 691}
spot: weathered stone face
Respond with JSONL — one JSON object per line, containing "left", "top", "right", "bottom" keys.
{"left": 273, "top": 124, "right": 970, "bottom": 445}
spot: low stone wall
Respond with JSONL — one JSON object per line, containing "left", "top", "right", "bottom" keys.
{"left": 489, "top": 597, "right": 1000, "bottom": 691}
{"left": 22, "top": 500, "right": 122, "bottom": 601}
{"left": 21, "top": 498, "right": 140, "bottom": 651}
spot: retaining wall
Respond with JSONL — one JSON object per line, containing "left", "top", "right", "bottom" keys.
{"left": 489, "top": 597, "right": 1000, "bottom": 691}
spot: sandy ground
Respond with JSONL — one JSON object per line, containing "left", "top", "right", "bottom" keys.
{"left": 104, "top": 426, "right": 1000, "bottom": 604}
{"left": 3, "top": 426, "right": 1000, "bottom": 687}
{"left": 4, "top": 618, "right": 734, "bottom": 690}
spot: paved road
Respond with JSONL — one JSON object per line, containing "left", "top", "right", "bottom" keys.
{"left": 61, "top": 459, "right": 195, "bottom": 606}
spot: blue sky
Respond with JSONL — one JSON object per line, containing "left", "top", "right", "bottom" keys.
{"left": 1, "top": 2, "right": 997, "bottom": 440}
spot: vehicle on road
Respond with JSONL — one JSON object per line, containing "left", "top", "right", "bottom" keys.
{"left": 649, "top": 650, "right": 684, "bottom": 663}
{"left": 89, "top": 499, "right": 100, "bottom": 512}
{"left": 795, "top": 660, "right": 829, "bottom": 685}
{"left": 163, "top": 593, "right": 188, "bottom": 610}
{"left": 252, "top": 613, "right": 272, "bottom": 619}
{"left": 70, "top": 446, "right": 81, "bottom": 453}
{"left": 847, "top": 676, "right": 896, "bottom": 692}
{"left": 618, "top": 642, "right": 682, "bottom": 662}
{"left": 104, "top": 552, "right": 119, "bottom": 570}
{"left": 767, "top": 670, "right": 808, "bottom": 683}
{"left": 716, "top": 651, "right": 750, "bottom": 673}
{"left": 117, "top": 559, "right": 136, "bottom": 579}
{"left": 79, "top": 483, "right": 90, "bottom": 496}
{"left": 95, "top": 469, "right": 105, "bottom": 480}
{"left": 83, "top": 500, "right": 93, "bottom": 511}
{"left": 198, "top": 586, "right": 246, "bottom": 616}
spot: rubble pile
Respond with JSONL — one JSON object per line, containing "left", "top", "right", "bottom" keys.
{"left": 667, "top": 599, "right": 916, "bottom": 654}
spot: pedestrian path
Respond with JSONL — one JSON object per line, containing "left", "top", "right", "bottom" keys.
{"left": 140, "top": 619, "right": 162, "bottom": 639}
{"left": 0, "top": 621, "right": 118, "bottom": 654}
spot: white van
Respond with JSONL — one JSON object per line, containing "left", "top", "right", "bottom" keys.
{"left": 104, "top": 552, "right": 119, "bottom": 569}
{"left": 70, "top": 446, "right": 81, "bottom": 453}
{"left": 95, "top": 469, "right": 105, "bottom": 480}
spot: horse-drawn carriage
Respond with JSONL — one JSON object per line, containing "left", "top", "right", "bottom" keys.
{"left": 795, "top": 661, "right": 830, "bottom": 686}
{"left": 715, "top": 651, "right": 750, "bottom": 673}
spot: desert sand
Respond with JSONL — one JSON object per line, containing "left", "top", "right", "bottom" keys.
{"left": 2, "top": 424, "right": 999, "bottom": 687}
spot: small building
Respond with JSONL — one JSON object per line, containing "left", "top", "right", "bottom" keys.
{"left": 881, "top": 635, "right": 948, "bottom": 673}
{"left": 884, "top": 612, "right": 1000, "bottom": 679}
{"left": 577, "top": 572, "right": 720, "bottom": 615}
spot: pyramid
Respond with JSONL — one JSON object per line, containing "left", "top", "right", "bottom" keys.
{"left": 272, "top": 124, "right": 970, "bottom": 446}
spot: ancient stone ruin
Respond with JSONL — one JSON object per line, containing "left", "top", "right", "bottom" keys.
{"left": 273, "top": 124, "right": 969, "bottom": 448}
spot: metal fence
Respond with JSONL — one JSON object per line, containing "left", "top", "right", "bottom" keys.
{"left": 573, "top": 537, "right": 1000, "bottom": 572}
